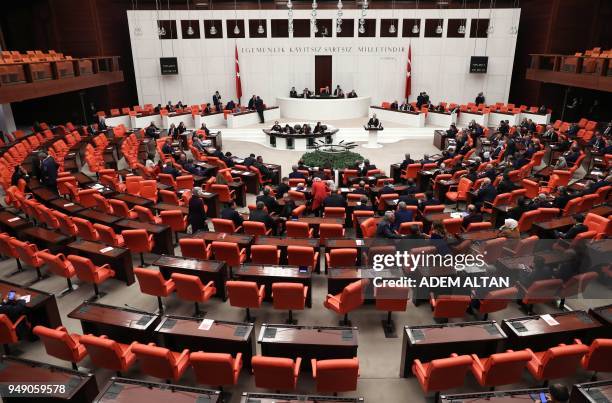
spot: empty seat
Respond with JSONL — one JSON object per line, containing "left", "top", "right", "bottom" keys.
{"left": 251, "top": 355, "right": 301, "bottom": 391}
{"left": 190, "top": 351, "right": 243, "bottom": 388}
{"left": 272, "top": 282, "right": 308, "bottom": 324}
{"left": 122, "top": 229, "right": 154, "bottom": 266}
{"left": 470, "top": 350, "right": 532, "bottom": 388}
{"left": 429, "top": 294, "right": 471, "bottom": 322}
{"left": 311, "top": 357, "right": 359, "bottom": 393}
{"left": 171, "top": 273, "right": 216, "bottom": 316}
{"left": 67, "top": 255, "right": 115, "bottom": 300}
{"left": 324, "top": 279, "right": 366, "bottom": 326}
{"left": 79, "top": 334, "right": 136, "bottom": 376}
{"left": 526, "top": 343, "right": 589, "bottom": 382}
{"left": 134, "top": 267, "right": 176, "bottom": 313}
{"left": 132, "top": 343, "right": 190, "bottom": 383}
{"left": 33, "top": 325, "right": 87, "bottom": 370}
{"left": 412, "top": 354, "right": 473, "bottom": 396}
{"left": 226, "top": 280, "right": 265, "bottom": 321}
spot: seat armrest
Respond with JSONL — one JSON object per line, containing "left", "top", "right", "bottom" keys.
{"left": 258, "top": 285, "right": 266, "bottom": 298}
{"left": 412, "top": 359, "right": 426, "bottom": 378}
{"left": 56, "top": 325, "right": 67, "bottom": 332}
{"left": 574, "top": 338, "right": 583, "bottom": 345}
{"left": 326, "top": 294, "right": 341, "bottom": 304}
{"left": 471, "top": 354, "right": 485, "bottom": 371}
{"left": 234, "top": 353, "right": 243, "bottom": 371}
{"left": 13, "top": 315, "right": 28, "bottom": 328}
{"left": 502, "top": 246, "right": 516, "bottom": 255}
{"left": 205, "top": 281, "right": 215, "bottom": 289}
{"left": 176, "top": 349, "right": 190, "bottom": 364}
{"left": 311, "top": 359, "right": 317, "bottom": 378}
{"left": 303, "top": 286, "right": 309, "bottom": 298}
{"left": 293, "top": 357, "right": 302, "bottom": 377}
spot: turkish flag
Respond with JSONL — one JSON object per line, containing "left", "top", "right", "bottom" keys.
{"left": 235, "top": 45, "right": 242, "bottom": 102}
{"left": 405, "top": 44, "right": 411, "bottom": 100}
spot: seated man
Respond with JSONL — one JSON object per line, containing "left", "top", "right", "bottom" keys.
{"left": 253, "top": 156, "right": 272, "bottom": 180}
{"left": 289, "top": 165, "right": 306, "bottom": 180}
{"left": 376, "top": 211, "right": 406, "bottom": 239}
{"left": 162, "top": 161, "right": 181, "bottom": 178}
{"left": 276, "top": 177, "right": 290, "bottom": 199}
{"left": 394, "top": 202, "right": 414, "bottom": 230}
{"left": 249, "top": 201, "right": 275, "bottom": 231}
{"left": 256, "top": 187, "right": 279, "bottom": 213}
{"left": 378, "top": 180, "right": 396, "bottom": 195}
{"left": 462, "top": 204, "right": 483, "bottom": 228}
{"left": 353, "top": 196, "right": 373, "bottom": 212}
{"left": 271, "top": 121, "right": 282, "bottom": 132}
{"left": 555, "top": 213, "right": 588, "bottom": 239}
{"left": 323, "top": 189, "right": 347, "bottom": 208}
{"left": 220, "top": 200, "right": 244, "bottom": 229}
{"left": 289, "top": 87, "right": 298, "bottom": 98}
{"left": 161, "top": 138, "right": 173, "bottom": 155}
{"left": 225, "top": 100, "right": 236, "bottom": 110}
{"left": 472, "top": 178, "right": 497, "bottom": 208}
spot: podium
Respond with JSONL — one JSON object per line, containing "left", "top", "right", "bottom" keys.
{"left": 363, "top": 125, "right": 384, "bottom": 148}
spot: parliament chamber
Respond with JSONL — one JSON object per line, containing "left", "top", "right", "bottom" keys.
{"left": 0, "top": 0, "right": 611, "bottom": 402}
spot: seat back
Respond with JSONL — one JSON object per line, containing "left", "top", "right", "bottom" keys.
{"left": 537, "top": 344, "right": 589, "bottom": 379}
{"left": 251, "top": 245, "right": 279, "bottom": 264}
{"left": 109, "top": 199, "right": 133, "bottom": 218}
{"left": 190, "top": 352, "right": 238, "bottom": 386}
{"left": 179, "top": 238, "right": 208, "bottom": 259}
{"left": 79, "top": 335, "right": 129, "bottom": 371}
{"left": 38, "top": 251, "right": 73, "bottom": 278}
{"left": 67, "top": 255, "right": 98, "bottom": 283}
{"left": 584, "top": 213, "right": 610, "bottom": 235}
{"left": 328, "top": 248, "right": 358, "bottom": 267}
{"left": 140, "top": 180, "right": 158, "bottom": 202}
{"left": 423, "top": 355, "right": 473, "bottom": 391}
{"left": 160, "top": 210, "right": 186, "bottom": 232}
{"left": 226, "top": 280, "right": 262, "bottom": 308}
{"left": 442, "top": 218, "right": 463, "bottom": 235}
{"left": 480, "top": 350, "right": 532, "bottom": 386}
{"left": 212, "top": 218, "right": 237, "bottom": 233}
{"left": 121, "top": 229, "right": 152, "bottom": 253}
{"left": 315, "top": 358, "right": 359, "bottom": 392}
{"left": 272, "top": 282, "right": 306, "bottom": 310}
{"left": 559, "top": 271, "right": 598, "bottom": 298}
{"left": 286, "top": 221, "right": 310, "bottom": 238}
{"left": 211, "top": 241, "right": 243, "bottom": 265}
{"left": 134, "top": 267, "right": 170, "bottom": 297}
{"left": 252, "top": 356, "right": 297, "bottom": 390}
{"left": 243, "top": 221, "right": 268, "bottom": 236}
{"left": 132, "top": 343, "right": 180, "bottom": 380}
{"left": 159, "top": 190, "right": 181, "bottom": 205}
{"left": 319, "top": 223, "right": 344, "bottom": 241}
{"left": 339, "top": 280, "right": 365, "bottom": 312}
{"left": 518, "top": 210, "right": 540, "bottom": 232}
{"left": 93, "top": 193, "right": 113, "bottom": 214}
{"left": 93, "top": 224, "right": 122, "bottom": 246}
{"left": 324, "top": 207, "right": 346, "bottom": 219}
{"left": 33, "top": 326, "right": 80, "bottom": 362}
{"left": 582, "top": 339, "right": 612, "bottom": 372}
{"left": 287, "top": 246, "right": 317, "bottom": 268}
{"left": 73, "top": 217, "right": 99, "bottom": 241}
{"left": 478, "top": 286, "right": 517, "bottom": 314}
{"left": 432, "top": 295, "right": 471, "bottom": 318}
{"left": 359, "top": 218, "right": 378, "bottom": 238}
{"left": 171, "top": 273, "right": 206, "bottom": 301}
{"left": 523, "top": 279, "right": 563, "bottom": 304}
{"left": 0, "top": 314, "right": 19, "bottom": 344}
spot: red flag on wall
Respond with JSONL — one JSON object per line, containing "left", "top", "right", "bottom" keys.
{"left": 405, "top": 45, "right": 412, "bottom": 100}
{"left": 235, "top": 45, "right": 242, "bottom": 103}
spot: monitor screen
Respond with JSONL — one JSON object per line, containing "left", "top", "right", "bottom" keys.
{"left": 160, "top": 57, "right": 179, "bottom": 75}
{"left": 469, "top": 56, "right": 488, "bottom": 73}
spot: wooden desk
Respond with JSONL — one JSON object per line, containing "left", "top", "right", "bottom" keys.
{"left": 532, "top": 216, "right": 575, "bottom": 238}
{"left": 501, "top": 311, "right": 605, "bottom": 350}
{"left": 239, "top": 393, "right": 363, "bottom": 403}
{"left": 440, "top": 388, "right": 549, "bottom": 403}
{"left": 48, "top": 198, "right": 87, "bottom": 215}
{"left": 192, "top": 231, "right": 253, "bottom": 247}
{"left": 570, "top": 380, "right": 612, "bottom": 403}
{"left": 94, "top": 377, "right": 220, "bottom": 403}
{"left": 254, "top": 236, "right": 319, "bottom": 265}
{"left": 0, "top": 280, "right": 62, "bottom": 328}
{"left": 327, "top": 267, "right": 405, "bottom": 298}
{"left": 153, "top": 203, "right": 188, "bottom": 215}
{"left": 496, "top": 251, "right": 573, "bottom": 281}
{"left": 67, "top": 240, "right": 134, "bottom": 285}
{"left": 423, "top": 212, "right": 452, "bottom": 233}
{"left": 0, "top": 357, "right": 99, "bottom": 403}
{"left": 588, "top": 304, "right": 612, "bottom": 326}
{"left": 76, "top": 209, "right": 122, "bottom": 226}
{"left": 258, "top": 324, "right": 358, "bottom": 369}
{"left": 0, "top": 211, "right": 31, "bottom": 236}
{"left": 229, "top": 169, "right": 258, "bottom": 194}
{"left": 400, "top": 321, "right": 506, "bottom": 377}
{"left": 229, "top": 181, "right": 246, "bottom": 207}
{"left": 31, "top": 187, "right": 59, "bottom": 203}
{"left": 234, "top": 264, "right": 313, "bottom": 307}
{"left": 457, "top": 229, "right": 500, "bottom": 242}
{"left": 112, "top": 193, "right": 153, "bottom": 208}
{"left": 154, "top": 315, "right": 255, "bottom": 368}
{"left": 68, "top": 301, "right": 160, "bottom": 344}
{"left": 153, "top": 255, "right": 228, "bottom": 300}
{"left": 19, "top": 227, "right": 72, "bottom": 253}
{"left": 73, "top": 172, "right": 95, "bottom": 187}
{"left": 115, "top": 219, "right": 173, "bottom": 255}
{"left": 201, "top": 191, "right": 220, "bottom": 218}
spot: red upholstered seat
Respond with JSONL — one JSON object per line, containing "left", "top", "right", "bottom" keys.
{"left": 412, "top": 354, "right": 473, "bottom": 394}
{"left": 272, "top": 282, "right": 308, "bottom": 324}
{"left": 526, "top": 343, "right": 589, "bottom": 381}
{"left": 132, "top": 342, "right": 190, "bottom": 382}
{"left": 211, "top": 241, "right": 246, "bottom": 267}
{"left": 359, "top": 217, "right": 378, "bottom": 238}
{"left": 179, "top": 238, "right": 211, "bottom": 260}
{"left": 430, "top": 294, "right": 471, "bottom": 321}
{"left": 580, "top": 338, "right": 612, "bottom": 375}
{"left": 190, "top": 351, "right": 243, "bottom": 387}
{"left": 325, "top": 248, "right": 357, "bottom": 270}
{"left": 121, "top": 229, "right": 155, "bottom": 266}
{"left": 250, "top": 245, "right": 280, "bottom": 265}
{"left": 171, "top": 273, "right": 216, "bottom": 316}
{"left": 212, "top": 218, "right": 242, "bottom": 233}
{"left": 324, "top": 279, "right": 366, "bottom": 326}
{"left": 474, "top": 287, "right": 518, "bottom": 320}
{"left": 94, "top": 224, "right": 125, "bottom": 247}
{"left": 0, "top": 314, "right": 29, "bottom": 354}
{"left": 226, "top": 280, "right": 265, "bottom": 321}
{"left": 33, "top": 325, "right": 87, "bottom": 370}
{"left": 251, "top": 355, "right": 301, "bottom": 391}
{"left": 79, "top": 334, "right": 137, "bottom": 375}
{"left": 312, "top": 357, "right": 359, "bottom": 393}
{"left": 134, "top": 267, "right": 176, "bottom": 313}
{"left": 286, "top": 221, "right": 313, "bottom": 238}
{"left": 287, "top": 246, "right": 318, "bottom": 271}
{"left": 67, "top": 255, "right": 115, "bottom": 299}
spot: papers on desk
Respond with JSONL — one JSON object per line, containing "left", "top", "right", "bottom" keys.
{"left": 234, "top": 159, "right": 245, "bottom": 164}
{"left": 340, "top": 188, "right": 350, "bottom": 193}
{"left": 92, "top": 184, "right": 105, "bottom": 190}
{"left": 264, "top": 266, "right": 291, "bottom": 276}
{"left": 63, "top": 203, "right": 75, "bottom": 207}
{"left": 391, "top": 199, "right": 399, "bottom": 204}
{"left": 355, "top": 240, "right": 365, "bottom": 246}
{"left": 7, "top": 217, "right": 21, "bottom": 222}
{"left": 99, "top": 247, "right": 114, "bottom": 253}
{"left": 19, "top": 295, "right": 30, "bottom": 303}
{"left": 450, "top": 212, "right": 468, "bottom": 219}
{"left": 203, "top": 192, "right": 214, "bottom": 197}
{"left": 540, "top": 314, "right": 560, "bottom": 326}
{"left": 198, "top": 318, "right": 214, "bottom": 331}
{"left": 231, "top": 170, "right": 241, "bottom": 175}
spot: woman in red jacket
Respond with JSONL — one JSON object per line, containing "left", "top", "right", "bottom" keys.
{"left": 311, "top": 177, "right": 329, "bottom": 216}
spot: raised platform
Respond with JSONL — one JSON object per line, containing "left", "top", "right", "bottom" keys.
{"left": 277, "top": 96, "right": 371, "bottom": 121}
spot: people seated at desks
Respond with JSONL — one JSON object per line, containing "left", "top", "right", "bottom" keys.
{"left": 213, "top": 91, "right": 222, "bottom": 111}
{"left": 192, "top": 133, "right": 207, "bottom": 151}
{"left": 604, "top": 121, "right": 612, "bottom": 136}
{"left": 302, "top": 124, "right": 312, "bottom": 134}
{"left": 271, "top": 121, "right": 282, "bottom": 132}
{"left": 333, "top": 85, "right": 343, "bottom": 97}
{"left": 495, "top": 173, "right": 517, "bottom": 194}
{"left": 248, "top": 95, "right": 257, "bottom": 110}
{"left": 188, "top": 187, "right": 209, "bottom": 233}
{"left": 302, "top": 88, "right": 313, "bottom": 98}
{"left": 249, "top": 201, "right": 275, "bottom": 231}
{"left": 168, "top": 123, "right": 179, "bottom": 139}
{"left": 320, "top": 86, "right": 331, "bottom": 96}
{"left": 177, "top": 122, "right": 187, "bottom": 134}
{"left": 399, "top": 101, "right": 411, "bottom": 111}
{"left": 161, "top": 138, "right": 174, "bottom": 155}
{"left": 433, "top": 102, "right": 446, "bottom": 112}
{"left": 529, "top": 193, "right": 553, "bottom": 209}
{"left": 145, "top": 122, "right": 159, "bottom": 139}
{"left": 390, "top": 100, "right": 399, "bottom": 110}
{"left": 446, "top": 123, "right": 459, "bottom": 138}
{"left": 283, "top": 124, "right": 295, "bottom": 134}
{"left": 376, "top": 211, "right": 406, "bottom": 239}
{"left": 278, "top": 194, "right": 296, "bottom": 222}
{"left": 276, "top": 177, "right": 290, "bottom": 199}
{"left": 162, "top": 161, "right": 181, "bottom": 179}
{"left": 589, "top": 131, "right": 607, "bottom": 151}
{"left": 176, "top": 101, "right": 184, "bottom": 109}
{"left": 11, "top": 164, "right": 29, "bottom": 186}
{"left": 538, "top": 104, "right": 548, "bottom": 114}
{"left": 243, "top": 153, "right": 256, "bottom": 166}
{"left": 323, "top": 189, "right": 347, "bottom": 208}
{"left": 225, "top": 100, "right": 236, "bottom": 111}
{"left": 555, "top": 213, "right": 588, "bottom": 240}
{"left": 253, "top": 156, "right": 272, "bottom": 180}
{"left": 553, "top": 187, "right": 572, "bottom": 209}
{"left": 416, "top": 92, "right": 429, "bottom": 108}
{"left": 399, "top": 153, "right": 414, "bottom": 171}
{"left": 367, "top": 114, "right": 380, "bottom": 128}
{"left": 418, "top": 191, "right": 440, "bottom": 210}
{"left": 394, "top": 202, "right": 414, "bottom": 229}
{"left": 220, "top": 151, "right": 234, "bottom": 168}
{"left": 203, "top": 103, "right": 213, "bottom": 114}
{"left": 404, "top": 179, "right": 417, "bottom": 194}
{"left": 541, "top": 125, "right": 558, "bottom": 142}
{"left": 473, "top": 178, "right": 497, "bottom": 208}
{"left": 313, "top": 122, "right": 324, "bottom": 134}
{"left": 378, "top": 180, "right": 396, "bottom": 195}
{"left": 475, "top": 92, "right": 485, "bottom": 105}
{"left": 566, "top": 123, "right": 580, "bottom": 138}
{"left": 166, "top": 101, "right": 175, "bottom": 112}
{"left": 183, "top": 158, "right": 205, "bottom": 177}
{"left": 498, "top": 218, "right": 520, "bottom": 239}
{"left": 154, "top": 103, "right": 162, "bottom": 113}
{"left": 518, "top": 255, "right": 553, "bottom": 287}
{"left": 289, "top": 87, "right": 298, "bottom": 98}
{"left": 353, "top": 196, "right": 373, "bottom": 212}
{"left": 462, "top": 204, "right": 483, "bottom": 228}
{"left": 289, "top": 165, "right": 306, "bottom": 180}
{"left": 0, "top": 293, "right": 29, "bottom": 339}
{"left": 221, "top": 200, "right": 244, "bottom": 229}
{"left": 352, "top": 181, "right": 369, "bottom": 196}
{"left": 256, "top": 187, "right": 279, "bottom": 213}
{"left": 347, "top": 89, "right": 358, "bottom": 98}
{"left": 358, "top": 159, "right": 376, "bottom": 177}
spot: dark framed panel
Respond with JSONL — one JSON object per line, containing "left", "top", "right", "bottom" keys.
{"left": 424, "top": 19, "right": 443, "bottom": 38}
{"left": 157, "top": 20, "right": 177, "bottom": 40}
{"left": 271, "top": 19, "right": 289, "bottom": 38}
{"left": 226, "top": 20, "right": 245, "bottom": 38}
{"left": 180, "top": 20, "right": 200, "bottom": 39}
{"left": 293, "top": 19, "right": 310, "bottom": 38}
{"left": 470, "top": 19, "right": 489, "bottom": 38}
{"left": 402, "top": 19, "right": 421, "bottom": 37}
{"left": 203, "top": 20, "right": 223, "bottom": 39}
{"left": 249, "top": 19, "right": 267, "bottom": 38}
{"left": 357, "top": 19, "right": 376, "bottom": 37}
{"left": 447, "top": 19, "right": 467, "bottom": 38}
{"left": 315, "top": 19, "right": 333, "bottom": 38}
{"left": 337, "top": 19, "right": 354, "bottom": 37}
{"left": 380, "top": 19, "right": 399, "bottom": 37}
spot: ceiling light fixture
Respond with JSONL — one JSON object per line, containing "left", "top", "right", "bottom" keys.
{"left": 287, "top": 0, "right": 294, "bottom": 34}
{"left": 412, "top": 0, "right": 420, "bottom": 34}
{"left": 336, "top": 0, "right": 343, "bottom": 34}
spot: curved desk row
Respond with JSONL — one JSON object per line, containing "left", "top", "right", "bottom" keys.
{"left": 277, "top": 96, "right": 371, "bottom": 120}
{"left": 263, "top": 126, "right": 339, "bottom": 151}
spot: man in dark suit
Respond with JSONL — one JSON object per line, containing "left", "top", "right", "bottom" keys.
{"left": 162, "top": 161, "right": 181, "bottom": 178}
{"left": 323, "top": 189, "right": 347, "bottom": 208}
{"left": 462, "top": 204, "right": 483, "bottom": 229}
{"left": 289, "top": 166, "right": 306, "bottom": 180}
{"left": 225, "top": 100, "right": 236, "bottom": 111}
{"left": 255, "top": 96, "right": 265, "bottom": 123}
{"left": 353, "top": 197, "right": 373, "bottom": 212}
{"left": 289, "top": 87, "right": 298, "bottom": 98}
{"left": 247, "top": 95, "right": 256, "bottom": 110}
{"left": 394, "top": 202, "right": 414, "bottom": 230}
{"left": 40, "top": 152, "right": 58, "bottom": 190}
{"left": 188, "top": 187, "right": 209, "bottom": 233}
{"left": 243, "top": 153, "right": 256, "bottom": 166}
{"left": 399, "top": 153, "right": 414, "bottom": 171}
{"left": 399, "top": 193, "right": 420, "bottom": 207}
{"left": 475, "top": 92, "right": 485, "bottom": 105}
{"left": 553, "top": 187, "right": 573, "bottom": 210}
{"left": 213, "top": 91, "right": 222, "bottom": 111}
{"left": 253, "top": 156, "right": 272, "bottom": 180}
{"left": 376, "top": 211, "right": 406, "bottom": 239}
{"left": 352, "top": 181, "right": 369, "bottom": 196}
{"left": 367, "top": 114, "right": 380, "bottom": 128}
{"left": 555, "top": 214, "right": 588, "bottom": 239}
{"left": 378, "top": 180, "right": 396, "bottom": 195}
{"left": 276, "top": 177, "right": 290, "bottom": 199}
{"left": 418, "top": 191, "right": 440, "bottom": 210}
{"left": 220, "top": 201, "right": 244, "bottom": 229}
{"left": 161, "top": 138, "right": 173, "bottom": 155}
{"left": 473, "top": 178, "right": 497, "bottom": 208}
{"left": 390, "top": 100, "right": 399, "bottom": 110}
{"left": 256, "top": 188, "right": 278, "bottom": 213}
{"left": 360, "top": 159, "right": 377, "bottom": 177}
{"left": 249, "top": 201, "right": 274, "bottom": 231}
{"left": 564, "top": 146, "right": 580, "bottom": 167}
{"left": 145, "top": 122, "right": 159, "bottom": 139}
{"left": 333, "top": 85, "right": 343, "bottom": 96}
{"left": 416, "top": 92, "right": 425, "bottom": 108}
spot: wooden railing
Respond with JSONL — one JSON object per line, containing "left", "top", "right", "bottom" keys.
{"left": 526, "top": 53, "right": 612, "bottom": 92}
